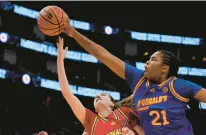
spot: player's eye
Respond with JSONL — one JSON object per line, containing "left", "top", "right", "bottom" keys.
{"left": 151, "top": 58, "right": 157, "bottom": 61}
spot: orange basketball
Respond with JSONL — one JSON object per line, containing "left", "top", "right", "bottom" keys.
{"left": 37, "top": 6, "right": 68, "bottom": 36}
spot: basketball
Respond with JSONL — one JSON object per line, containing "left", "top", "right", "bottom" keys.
{"left": 37, "top": 6, "right": 68, "bottom": 36}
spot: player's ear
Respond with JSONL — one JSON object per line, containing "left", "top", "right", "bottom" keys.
{"left": 110, "top": 102, "right": 115, "bottom": 110}
{"left": 162, "top": 65, "right": 169, "bottom": 73}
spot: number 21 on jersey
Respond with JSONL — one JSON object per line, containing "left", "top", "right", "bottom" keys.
{"left": 149, "top": 110, "right": 169, "bottom": 126}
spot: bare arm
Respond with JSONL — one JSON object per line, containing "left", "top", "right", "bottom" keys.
{"left": 64, "top": 24, "right": 126, "bottom": 79}
{"left": 194, "top": 88, "right": 206, "bottom": 103}
{"left": 122, "top": 127, "right": 136, "bottom": 135}
{"left": 133, "top": 125, "right": 145, "bottom": 135}
{"left": 57, "top": 37, "right": 86, "bottom": 124}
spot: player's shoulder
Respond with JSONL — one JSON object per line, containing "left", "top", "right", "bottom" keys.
{"left": 85, "top": 108, "right": 97, "bottom": 117}
{"left": 173, "top": 77, "right": 193, "bottom": 85}
{"left": 172, "top": 77, "right": 195, "bottom": 89}
{"left": 117, "top": 107, "right": 134, "bottom": 113}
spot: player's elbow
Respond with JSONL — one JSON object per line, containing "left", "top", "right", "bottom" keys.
{"left": 200, "top": 96, "right": 206, "bottom": 103}
{"left": 194, "top": 88, "right": 206, "bottom": 103}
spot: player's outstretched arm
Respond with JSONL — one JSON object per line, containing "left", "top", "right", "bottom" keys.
{"left": 194, "top": 88, "right": 206, "bottom": 103}
{"left": 57, "top": 37, "right": 86, "bottom": 124}
{"left": 63, "top": 18, "right": 126, "bottom": 79}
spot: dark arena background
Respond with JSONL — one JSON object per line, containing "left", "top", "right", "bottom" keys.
{"left": 0, "top": 1, "right": 206, "bottom": 135}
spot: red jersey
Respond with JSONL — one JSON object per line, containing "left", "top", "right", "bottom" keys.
{"left": 83, "top": 107, "right": 139, "bottom": 135}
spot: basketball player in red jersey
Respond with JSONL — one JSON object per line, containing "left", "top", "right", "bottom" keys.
{"left": 56, "top": 37, "right": 144, "bottom": 135}
{"left": 37, "top": 95, "right": 138, "bottom": 135}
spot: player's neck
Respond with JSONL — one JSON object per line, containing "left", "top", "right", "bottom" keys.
{"left": 97, "top": 107, "right": 113, "bottom": 118}
{"left": 152, "top": 74, "right": 168, "bottom": 84}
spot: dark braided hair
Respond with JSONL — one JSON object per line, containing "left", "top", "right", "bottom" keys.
{"left": 157, "top": 50, "right": 181, "bottom": 77}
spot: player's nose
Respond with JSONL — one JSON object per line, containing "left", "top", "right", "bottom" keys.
{"left": 96, "top": 95, "right": 101, "bottom": 99}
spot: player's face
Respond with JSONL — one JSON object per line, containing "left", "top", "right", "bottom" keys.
{"left": 93, "top": 93, "right": 114, "bottom": 111}
{"left": 144, "top": 51, "right": 168, "bottom": 81}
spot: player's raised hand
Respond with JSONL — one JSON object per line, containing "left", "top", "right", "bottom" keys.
{"left": 37, "top": 131, "right": 48, "bottom": 135}
{"left": 122, "top": 127, "right": 136, "bottom": 135}
{"left": 56, "top": 37, "right": 68, "bottom": 60}
{"left": 62, "top": 14, "right": 75, "bottom": 37}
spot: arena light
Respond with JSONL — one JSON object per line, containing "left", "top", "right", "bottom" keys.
{"left": 136, "top": 62, "right": 206, "bottom": 77}
{"left": 22, "top": 74, "right": 31, "bottom": 85}
{"left": 131, "top": 32, "right": 147, "bottom": 41}
{"left": 104, "top": 26, "right": 113, "bottom": 35}
{"left": 19, "top": 38, "right": 98, "bottom": 63}
{"left": 13, "top": 4, "right": 39, "bottom": 19}
{"left": 0, "top": 32, "right": 8, "bottom": 43}
{"left": 70, "top": 19, "right": 90, "bottom": 31}
{"left": 0, "top": 69, "right": 7, "bottom": 79}
{"left": 0, "top": 68, "right": 121, "bottom": 100}
{"left": 0, "top": 32, "right": 98, "bottom": 63}
{"left": 40, "top": 78, "right": 120, "bottom": 100}
{"left": 131, "top": 31, "right": 201, "bottom": 46}
{"left": 199, "top": 102, "right": 206, "bottom": 109}
{"left": 143, "top": 52, "right": 149, "bottom": 56}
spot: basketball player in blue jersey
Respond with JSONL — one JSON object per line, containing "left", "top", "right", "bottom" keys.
{"left": 62, "top": 16, "right": 206, "bottom": 135}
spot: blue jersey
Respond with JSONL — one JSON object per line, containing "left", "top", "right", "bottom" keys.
{"left": 125, "top": 64, "right": 203, "bottom": 135}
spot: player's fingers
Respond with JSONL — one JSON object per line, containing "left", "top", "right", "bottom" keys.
{"left": 129, "top": 131, "right": 135, "bottom": 135}
{"left": 122, "top": 127, "right": 127, "bottom": 134}
{"left": 59, "top": 37, "right": 62, "bottom": 45}
{"left": 64, "top": 47, "right": 68, "bottom": 57}
{"left": 57, "top": 38, "right": 62, "bottom": 49}
{"left": 59, "top": 37, "right": 64, "bottom": 49}
{"left": 58, "top": 37, "right": 62, "bottom": 47}
{"left": 60, "top": 37, "right": 63, "bottom": 45}
{"left": 65, "top": 47, "right": 68, "bottom": 52}
{"left": 123, "top": 127, "right": 134, "bottom": 135}
{"left": 59, "top": 37, "right": 61, "bottom": 43}
{"left": 62, "top": 37, "right": 64, "bottom": 45}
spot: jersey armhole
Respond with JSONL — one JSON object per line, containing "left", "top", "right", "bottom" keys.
{"left": 133, "top": 76, "right": 145, "bottom": 95}
{"left": 169, "top": 77, "right": 190, "bottom": 102}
